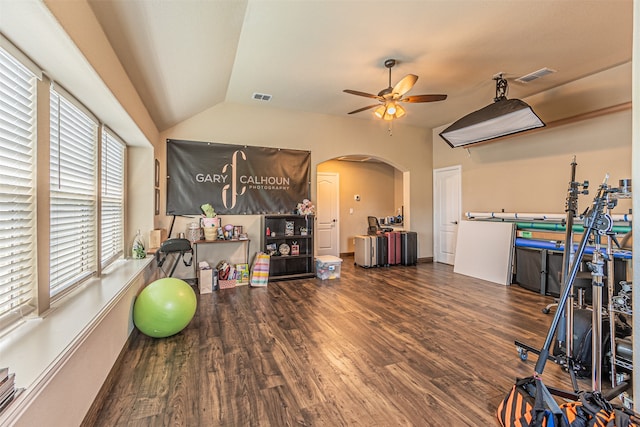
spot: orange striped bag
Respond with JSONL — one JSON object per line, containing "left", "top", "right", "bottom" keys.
{"left": 497, "top": 377, "right": 568, "bottom": 427}
{"left": 559, "top": 391, "right": 639, "bottom": 427}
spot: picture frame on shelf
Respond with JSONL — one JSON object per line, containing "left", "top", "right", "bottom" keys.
{"left": 285, "top": 220, "right": 294, "bottom": 236}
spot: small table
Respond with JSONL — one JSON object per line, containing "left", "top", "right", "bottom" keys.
{"left": 192, "top": 239, "right": 251, "bottom": 275}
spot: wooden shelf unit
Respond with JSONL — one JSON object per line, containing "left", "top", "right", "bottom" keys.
{"left": 263, "top": 214, "right": 315, "bottom": 281}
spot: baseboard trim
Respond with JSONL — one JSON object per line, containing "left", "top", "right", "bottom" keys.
{"left": 341, "top": 253, "right": 432, "bottom": 264}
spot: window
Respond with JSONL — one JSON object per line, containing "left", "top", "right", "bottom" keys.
{"left": 0, "top": 47, "right": 37, "bottom": 322}
{"left": 50, "top": 88, "right": 98, "bottom": 297}
{"left": 100, "top": 128, "right": 125, "bottom": 267}
{"left": 0, "top": 39, "right": 130, "bottom": 329}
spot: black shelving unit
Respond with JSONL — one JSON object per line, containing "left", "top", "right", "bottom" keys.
{"left": 263, "top": 214, "right": 315, "bottom": 281}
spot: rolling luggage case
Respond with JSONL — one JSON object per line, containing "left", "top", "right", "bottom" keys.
{"left": 354, "top": 235, "right": 377, "bottom": 267}
{"left": 385, "top": 231, "right": 401, "bottom": 265}
{"left": 400, "top": 231, "right": 417, "bottom": 265}
{"left": 375, "top": 234, "right": 388, "bottom": 266}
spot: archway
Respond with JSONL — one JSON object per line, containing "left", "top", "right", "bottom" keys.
{"left": 316, "top": 155, "right": 408, "bottom": 256}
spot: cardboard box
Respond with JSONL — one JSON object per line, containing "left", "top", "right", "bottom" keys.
{"left": 149, "top": 228, "right": 167, "bottom": 249}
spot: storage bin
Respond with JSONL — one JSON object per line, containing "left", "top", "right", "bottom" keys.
{"left": 219, "top": 279, "right": 237, "bottom": 289}
{"left": 315, "top": 255, "right": 343, "bottom": 280}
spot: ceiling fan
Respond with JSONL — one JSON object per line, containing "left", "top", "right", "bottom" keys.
{"left": 344, "top": 59, "right": 447, "bottom": 121}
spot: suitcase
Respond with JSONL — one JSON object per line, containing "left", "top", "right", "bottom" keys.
{"left": 375, "top": 234, "right": 388, "bottom": 266}
{"left": 354, "top": 235, "right": 377, "bottom": 267}
{"left": 400, "top": 231, "right": 417, "bottom": 265}
{"left": 385, "top": 231, "right": 401, "bottom": 265}
{"left": 355, "top": 235, "right": 387, "bottom": 267}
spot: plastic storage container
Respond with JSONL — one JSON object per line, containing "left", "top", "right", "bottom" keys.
{"left": 315, "top": 255, "right": 343, "bottom": 280}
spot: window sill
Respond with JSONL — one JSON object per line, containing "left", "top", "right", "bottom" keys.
{"left": 0, "top": 256, "right": 153, "bottom": 423}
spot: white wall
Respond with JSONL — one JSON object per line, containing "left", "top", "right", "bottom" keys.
{"left": 157, "top": 104, "right": 435, "bottom": 259}
{"left": 432, "top": 63, "right": 633, "bottom": 217}
{"left": 433, "top": 109, "right": 632, "bottom": 215}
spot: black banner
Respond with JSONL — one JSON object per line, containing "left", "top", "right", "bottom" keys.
{"left": 166, "top": 139, "right": 311, "bottom": 215}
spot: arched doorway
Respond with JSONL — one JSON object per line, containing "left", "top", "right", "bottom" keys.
{"left": 316, "top": 155, "right": 407, "bottom": 257}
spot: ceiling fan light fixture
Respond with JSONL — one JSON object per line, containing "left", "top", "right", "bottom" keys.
{"left": 344, "top": 58, "right": 447, "bottom": 124}
{"left": 374, "top": 102, "right": 406, "bottom": 121}
{"left": 374, "top": 105, "right": 386, "bottom": 119}
{"left": 386, "top": 103, "right": 397, "bottom": 115}
{"left": 439, "top": 76, "right": 545, "bottom": 148}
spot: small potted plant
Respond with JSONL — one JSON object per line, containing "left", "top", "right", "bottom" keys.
{"left": 200, "top": 203, "right": 219, "bottom": 240}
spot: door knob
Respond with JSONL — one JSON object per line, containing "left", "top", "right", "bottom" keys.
{"left": 451, "top": 221, "right": 458, "bottom": 224}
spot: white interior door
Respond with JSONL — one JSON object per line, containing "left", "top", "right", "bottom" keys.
{"left": 433, "top": 165, "right": 461, "bottom": 265}
{"left": 316, "top": 172, "right": 339, "bottom": 257}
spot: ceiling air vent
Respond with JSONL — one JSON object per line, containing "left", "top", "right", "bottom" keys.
{"left": 252, "top": 92, "right": 272, "bottom": 101}
{"left": 515, "top": 67, "right": 556, "bottom": 83}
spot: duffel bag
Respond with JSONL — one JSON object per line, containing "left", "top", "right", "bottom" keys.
{"left": 497, "top": 376, "right": 568, "bottom": 427}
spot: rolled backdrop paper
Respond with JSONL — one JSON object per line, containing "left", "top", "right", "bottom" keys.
{"left": 514, "top": 238, "right": 632, "bottom": 260}
{"left": 515, "top": 222, "right": 631, "bottom": 234}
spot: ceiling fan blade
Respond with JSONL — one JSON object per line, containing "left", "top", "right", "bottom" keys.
{"left": 400, "top": 94, "right": 448, "bottom": 103}
{"left": 392, "top": 74, "right": 418, "bottom": 96}
{"left": 343, "top": 89, "right": 381, "bottom": 100}
{"left": 348, "top": 104, "right": 380, "bottom": 114}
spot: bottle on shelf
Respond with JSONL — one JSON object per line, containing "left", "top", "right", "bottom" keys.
{"left": 132, "top": 229, "right": 146, "bottom": 259}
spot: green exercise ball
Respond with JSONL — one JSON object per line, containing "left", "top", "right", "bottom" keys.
{"left": 133, "top": 277, "right": 197, "bottom": 338}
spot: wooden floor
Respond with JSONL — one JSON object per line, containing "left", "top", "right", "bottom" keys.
{"left": 88, "top": 257, "right": 584, "bottom": 426}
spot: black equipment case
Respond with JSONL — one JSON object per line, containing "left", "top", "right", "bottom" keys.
{"left": 400, "top": 231, "right": 417, "bottom": 265}
{"left": 375, "top": 234, "right": 388, "bottom": 266}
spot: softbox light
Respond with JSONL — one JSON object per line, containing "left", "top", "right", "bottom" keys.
{"left": 439, "top": 77, "right": 545, "bottom": 148}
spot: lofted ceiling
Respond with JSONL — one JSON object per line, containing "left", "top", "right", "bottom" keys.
{"left": 87, "top": 0, "right": 633, "bottom": 133}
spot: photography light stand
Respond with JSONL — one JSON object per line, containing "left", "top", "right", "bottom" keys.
{"left": 515, "top": 158, "right": 590, "bottom": 392}
{"left": 516, "top": 173, "right": 615, "bottom": 394}
{"left": 606, "top": 181, "right": 632, "bottom": 396}
{"left": 586, "top": 214, "right": 611, "bottom": 392}
{"left": 558, "top": 157, "right": 589, "bottom": 378}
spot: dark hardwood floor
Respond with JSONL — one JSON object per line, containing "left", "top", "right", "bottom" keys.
{"left": 87, "top": 257, "right": 584, "bottom": 426}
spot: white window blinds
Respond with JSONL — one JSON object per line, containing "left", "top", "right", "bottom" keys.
{"left": 50, "top": 88, "right": 98, "bottom": 297}
{"left": 100, "top": 128, "right": 124, "bottom": 267}
{"left": 0, "top": 47, "right": 36, "bottom": 321}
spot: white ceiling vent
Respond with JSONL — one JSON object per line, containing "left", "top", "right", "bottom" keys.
{"left": 252, "top": 92, "right": 272, "bottom": 101}
{"left": 515, "top": 67, "right": 556, "bottom": 83}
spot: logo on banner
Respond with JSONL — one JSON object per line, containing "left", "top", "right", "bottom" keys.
{"left": 221, "top": 150, "right": 247, "bottom": 209}
{"left": 193, "top": 149, "right": 293, "bottom": 210}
